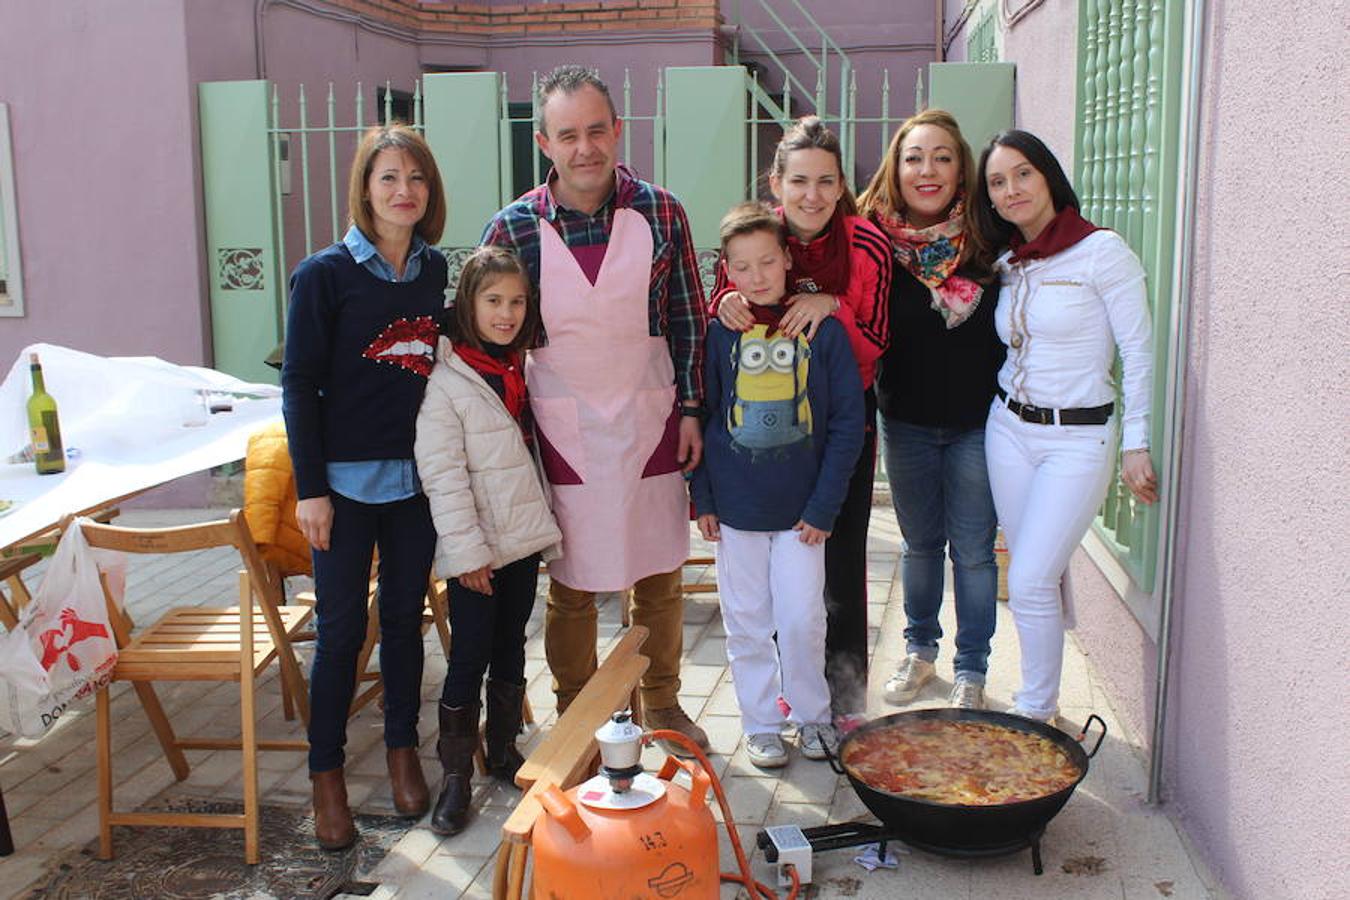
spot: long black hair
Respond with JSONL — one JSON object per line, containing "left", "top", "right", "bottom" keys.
{"left": 972, "top": 129, "right": 1081, "bottom": 252}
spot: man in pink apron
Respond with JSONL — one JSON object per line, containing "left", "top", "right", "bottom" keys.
{"left": 481, "top": 66, "right": 709, "bottom": 752}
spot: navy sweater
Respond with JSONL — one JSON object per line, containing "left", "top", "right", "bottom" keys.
{"left": 691, "top": 315, "right": 864, "bottom": 532}
{"left": 282, "top": 243, "right": 448, "bottom": 499}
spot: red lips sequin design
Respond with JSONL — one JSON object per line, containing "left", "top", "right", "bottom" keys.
{"left": 362, "top": 315, "right": 438, "bottom": 377}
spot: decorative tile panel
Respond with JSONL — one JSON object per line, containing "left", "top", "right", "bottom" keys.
{"left": 217, "top": 248, "right": 266, "bottom": 291}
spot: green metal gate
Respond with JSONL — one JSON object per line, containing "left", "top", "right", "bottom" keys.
{"left": 198, "top": 66, "right": 926, "bottom": 382}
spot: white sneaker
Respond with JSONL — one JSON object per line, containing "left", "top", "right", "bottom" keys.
{"left": 798, "top": 723, "right": 838, "bottom": 761}
{"left": 745, "top": 732, "right": 789, "bottom": 768}
{"left": 883, "top": 654, "right": 936, "bottom": 705}
{"left": 1008, "top": 705, "right": 1061, "bottom": 727}
{"left": 949, "top": 675, "right": 986, "bottom": 710}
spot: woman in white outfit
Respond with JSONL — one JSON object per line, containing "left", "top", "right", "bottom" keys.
{"left": 973, "top": 130, "right": 1158, "bottom": 725}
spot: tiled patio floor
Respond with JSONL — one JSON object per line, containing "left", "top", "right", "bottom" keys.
{"left": 0, "top": 507, "right": 1223, "bottom": 899}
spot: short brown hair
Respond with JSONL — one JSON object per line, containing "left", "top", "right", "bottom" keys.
{"left": 447, "top": 246, "right": 540, "bottom": 353}
{"left": 719, "top": 201, "right": 787, "bottom": 252}
{"left": 347, "top": 124, "right": 446, "bottom": 245}
{"left": 859, "top": 109, "right": 993, "bottom": 279}
{"left": 537, "top": 65, "right": 616, "bottom": 135}
{"left": 770, "top": 116, "right": 858, "bottom": 217}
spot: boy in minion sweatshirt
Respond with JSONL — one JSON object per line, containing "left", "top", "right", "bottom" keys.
{"left": 691, "top": 202, "right": 864, "bottom": 768}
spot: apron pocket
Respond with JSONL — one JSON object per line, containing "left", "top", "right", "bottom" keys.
{"left": 637, "top": 390, "right": 683, "bottom": 478}
{"left": 531, "top": 395, "right": 585, "bottom": 485}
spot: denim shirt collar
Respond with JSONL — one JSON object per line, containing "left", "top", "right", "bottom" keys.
{"left": 343, "top": 224, "right": 429, "bottom": 282}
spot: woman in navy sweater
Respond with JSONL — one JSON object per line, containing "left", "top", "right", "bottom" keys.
{"left": 282, "top": 124, "right": 448, "bottom": 850}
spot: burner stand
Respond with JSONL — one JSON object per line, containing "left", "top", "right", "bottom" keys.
{"left": 758, "top": 822, "right": 1047, "bottom": 876}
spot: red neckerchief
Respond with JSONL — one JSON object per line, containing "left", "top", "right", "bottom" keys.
{"left": 455, "top": 343, "right": 527, "bottom": 420}
{"left": 1008, "top": 206, "right": 1105, "bottom": 264}
{"left": 783, "top": 205, "right": 852, "bottom": 296}
{"left": 748, "top": 303, "right": 787, "bottom": 337}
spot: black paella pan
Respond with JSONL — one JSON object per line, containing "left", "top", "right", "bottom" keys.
{"left": 824, "top": 708, "right": 1107, "bottom": 856}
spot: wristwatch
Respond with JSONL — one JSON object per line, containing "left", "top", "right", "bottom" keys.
{"left": 680, "top": 405, "right": 707, "bottom": 421}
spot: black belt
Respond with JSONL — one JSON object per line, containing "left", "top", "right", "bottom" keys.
{"left": 997, "top": 388, "right": 1113, "bottom": 426}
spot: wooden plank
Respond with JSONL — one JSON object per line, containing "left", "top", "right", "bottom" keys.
{"left": 514, "top": 626, "right": 649, "bottom": 790}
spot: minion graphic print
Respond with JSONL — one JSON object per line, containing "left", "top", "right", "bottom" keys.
{"left": 728, "top": 323, "right": 812, "bottom": 456}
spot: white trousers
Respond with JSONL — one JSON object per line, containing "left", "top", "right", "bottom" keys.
{"left": 985, "top": 401, "right": 1117, "bottom": 717}
{"left": 716, "top": 525, "right": 831, "bottom": 734}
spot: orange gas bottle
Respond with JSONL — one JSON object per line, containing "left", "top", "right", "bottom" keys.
{"left": 530, "top": 717, "right": 719, "bottom": 899}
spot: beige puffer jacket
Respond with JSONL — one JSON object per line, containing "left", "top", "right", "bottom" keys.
{"left": 415, "top": 337, "right": 562, "bottom": 579}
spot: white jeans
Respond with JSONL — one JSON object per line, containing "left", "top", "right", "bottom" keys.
{"left": 716, "top": 525, "right": 831, "bottom": 734}
{"left": 985, "top": 400, "right": 1117, "bottom": 717}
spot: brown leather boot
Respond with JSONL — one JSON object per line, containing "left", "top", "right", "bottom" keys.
{"left": 644, "top": 703, "right": 711, "bottom": 759}
{"left": 484, "top": 679, "right": 527, "bottom": 781}
{"left": 310, "top": 767, "right": 356, "bottom": 851}
{"left": 386, "top": 746, "right": 430, "bottom": 817}
{"left": 430, "top": 701, "right": 480, "bottom": 836}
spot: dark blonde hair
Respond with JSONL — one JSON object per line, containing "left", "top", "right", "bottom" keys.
{"left": 348, "top": 124, "right": 446, "bottom": 245}
{"left": 448, "top": 246, "right": 540, "bottom": 353}
{"left": 718, "top": 201, "right": 787, "bottom": 252}
{"left": 769, "top": 116, "right": 858, "bottom": 217}
{"left": 860, "top": 109, "right": 994, "bottom": 279}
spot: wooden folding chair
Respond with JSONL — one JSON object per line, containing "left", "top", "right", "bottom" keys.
{"left": 81, "top": 511, "right": 312, "bottom": 865}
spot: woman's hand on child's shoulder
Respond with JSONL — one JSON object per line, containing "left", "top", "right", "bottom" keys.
{"left": 793, "top": 520, "right": 830, "bottom": 545}
{"left": 781, "top": 293, "right": 836, "bottom": 341}
{"left": 716, "top": 292, "right": 754, "bottom": 332}
{"left": 697, "top": 514, "right": 721, "bottom": 542}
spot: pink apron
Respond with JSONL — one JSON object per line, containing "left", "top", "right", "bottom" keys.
{"left": 527, "top": 208, "right": 689, "bottom": 592}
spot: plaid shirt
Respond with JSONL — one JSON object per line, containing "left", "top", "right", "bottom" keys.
{"left": 480, "top": 165, "right": 707, "bottom": 403}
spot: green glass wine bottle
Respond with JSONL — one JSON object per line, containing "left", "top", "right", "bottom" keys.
{"left": 27, "top": 352, "right": 66, "bottom": 475}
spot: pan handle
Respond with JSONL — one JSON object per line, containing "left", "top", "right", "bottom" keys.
{"left": 821, "top": 734, "right": 846, "bottom": 775}
{"left": 1077, "top": 714, "right": 1108, "bottom": 758}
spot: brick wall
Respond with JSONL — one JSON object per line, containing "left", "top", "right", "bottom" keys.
{"left": 316, "top": 1, "right": 722, "bottom": 35}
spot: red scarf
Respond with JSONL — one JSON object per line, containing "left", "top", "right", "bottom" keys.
{"left": 783, "top": 205, "right": 852, "bottom": 296}
{"left": 1008, "top": 206, "right": 1105, "bottom": 264}
{"left": 455, "top": 344, "right": 527, "bottom": 420}
{"left": 748, "top": 303, "right": 787, "bottom": 337}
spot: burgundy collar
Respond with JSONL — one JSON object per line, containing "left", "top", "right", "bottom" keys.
{"left": 1008, "top": 206, "right": 1104, "bottom": 264}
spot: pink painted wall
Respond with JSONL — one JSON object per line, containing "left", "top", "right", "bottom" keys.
{"left": 946, "top": 0, "right": 1350, "bottom": 896}
{"left": 0, "top": 0, "right": 209, "bottom": 367}
{"left": 1161, "top": 1, "right": 1349, "bottom": 895}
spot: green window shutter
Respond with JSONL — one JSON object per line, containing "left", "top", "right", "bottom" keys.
{"left": 1073, "top": 0, "right": 1185, "bottom": 593}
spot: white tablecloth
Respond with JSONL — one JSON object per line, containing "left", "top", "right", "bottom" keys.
{"left": 0, "top": 343, "right": 282, "bottom": 549}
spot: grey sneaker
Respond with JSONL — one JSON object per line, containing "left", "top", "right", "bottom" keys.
{"left": 745, "top": 732, "right": 789, "bottom": 768}
{"left": 949, "top": 676, "right": 986, "bottom": 710}
{"left": 798, "top": 723, "right": 838, "bottom": 761}
{"left": 883, "top": 654, "right": 936, "bottom": 705}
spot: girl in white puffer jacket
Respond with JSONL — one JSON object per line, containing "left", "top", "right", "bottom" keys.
{"left": 414, "top": 246, "right": 561, "bottom": 836}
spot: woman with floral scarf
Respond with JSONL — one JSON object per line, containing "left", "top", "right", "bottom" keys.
{"left": 858, "top": 110, "right": 1006, "bottom": 711}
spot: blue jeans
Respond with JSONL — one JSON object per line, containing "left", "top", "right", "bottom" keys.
{"left": 881, "top": 417, "right": 998, "bottom": 679}
{"left": 307, "top": 491, "right": 436, "bottom": 772}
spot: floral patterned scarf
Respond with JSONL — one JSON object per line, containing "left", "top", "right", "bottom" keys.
{"left": 875, "top": 196, "right": 983, "bottom": 329}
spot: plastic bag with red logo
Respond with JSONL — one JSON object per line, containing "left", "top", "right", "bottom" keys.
{"left": 0, "top": 518, "right": 123, "bottom": 737}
